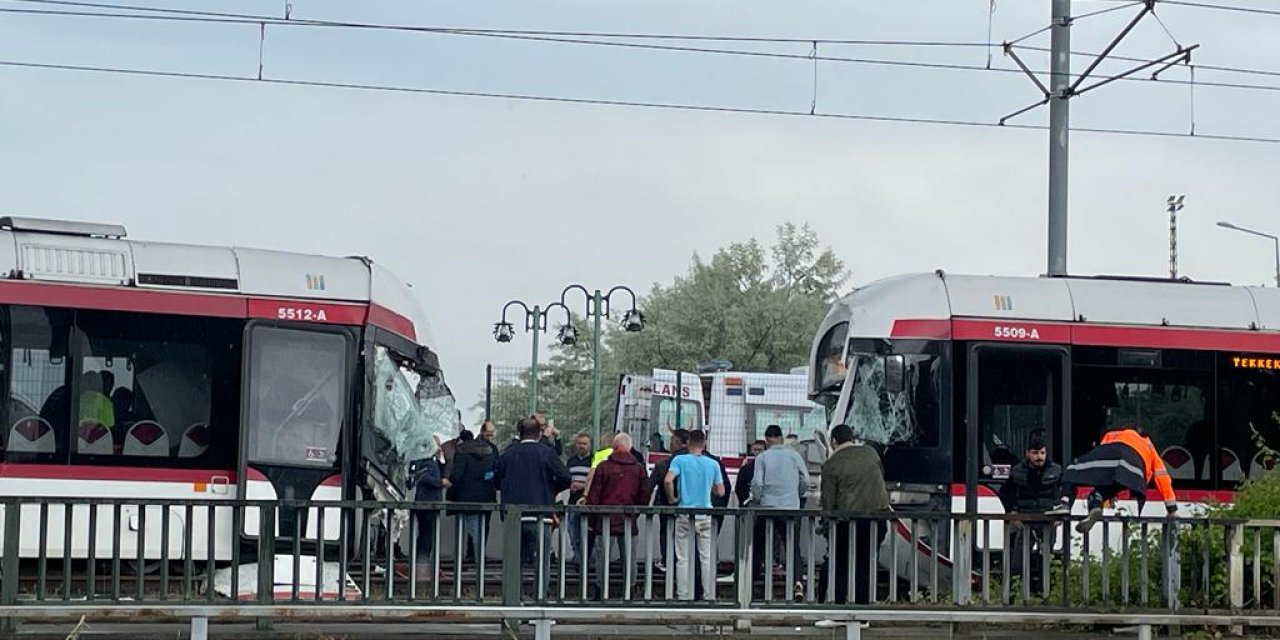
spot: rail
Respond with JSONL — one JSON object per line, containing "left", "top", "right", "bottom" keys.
{"left": 0, "top": 497, "right": 1274, "bottom": 637}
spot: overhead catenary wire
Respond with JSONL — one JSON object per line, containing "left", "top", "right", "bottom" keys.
{"left": 0, "top": 0, "right": 994, "bottom": 47}
{"left": 3, "top": 4, "right": 1280, "bottom": 95}
{"left": 1, "top": 57, "right": 1277, "bottom": 145}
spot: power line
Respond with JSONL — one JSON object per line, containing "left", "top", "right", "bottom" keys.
{"left": 1, "top": 56, "right": 1277, "bottom": 145}
{"left": 4, "top": 3, "right": 1280, "bottom": 95}
{"left": 1158, "top": 0, "right": 1280, "bottom": 18}
{"left": 0, "top": 0, "right": 993, "bottom": 47}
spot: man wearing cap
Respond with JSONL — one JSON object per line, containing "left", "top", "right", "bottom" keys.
{"left": 749, "top": 424, "right": 810, "bottom": 594}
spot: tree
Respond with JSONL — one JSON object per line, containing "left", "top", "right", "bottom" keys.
{"left": 477, "top": 222, "right": 847, "bottom": 441}
{"left": 609, "top": 222, "right": 847, "bottom": 374}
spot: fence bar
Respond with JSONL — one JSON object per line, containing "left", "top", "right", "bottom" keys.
{"left": 1121, "top": 519, "right": 1131, "bottom": 606}
{"left": 361, "top": 508, "right": 372, "bottom": 602}
{"left": 643, "top": 514, "right": 654, "bottom": 602}
{"left": 0, "top": 500, "right": 19, "bottom": 635}
{"left": 62, "top": 504, "right": 73, "bottom": 601}
{"left": 1001, "top": 520, "right": 1011, "bottom": 605}
{"left": 868, "top": 519, "right": 879, "bottom": 604}
{"left": 624, "top": 516, "right": 635, "bottom": 602}
{"left": 784, "top": 519, "right": 796, "bottom": 601}
{"left": 1021, "top": 520, "right": 1032, "bottom": 605}
{"left": 664, "top": 516, "right": 673, "bottom": 601}
{"left": 1101, "top": 519, "right": 1110, "bottom": 604}
{"left": 110, "top": 503, "right": 121, "bottom": 602}
{"left": 909, "top": 518, "right": 919, "bottom": 604}
{"left": 537, "top": 518, "right": 547, "bottom": 602}
{"left": 316, "top": 507, "right": 326, "bottom": 604}
{"left": 1254, "top": 527, "right": 1263, "bottom": 608}
{"left": 805, "top": 517, "right": 816, "bottom": 603}
{"left": 180, "top": 504, "right": 193, "bottom": 602}
{"left": 136, "top": 504, "right": 147, "bottom": 601}
{"left": 981, "top": 518, "right": 990, "bottom": 605}
{"left": 1141, "top": 521, "right": 1151, "bottom": 607}
{"left": 602, "top": 521, "right": 612, "bottom": 600}
{"left": 432, "top": 510, "right": 442, "bottom": 601}
{"left": 229, "top": 505, "right": 242, "bottom": 606}
{"left": 36, "top": 502, "right": 48, "bottom": 601}
{"left": 160, "top": 505, "right": 171, "bottom": 603}
{"left": 847, "top": 520, "right": 857, "bottom": 605}
{"left": 929, "top": 518, "right": 939, "bottom": 603}
{"left": 380, "top": 507, "right": 391, "bottom": 602}
{"left": 764, "top": 517, "right": 774, "bottom": 601}
{"left": 87, "top": 503, "right": 98, "bottom": 599}
{"left": 889, "top": 517, "right": 900, "bottom": 604}
{"left": 337, "top": 506, "right": 349, "bottom": 603}
{"left": 1228, "top": 523, "right": 1244, "bottom": 609}
{"left": 258, "top": 506, "right": 275, "bottom": 608}
{"left": 408, "top": 509, "right": 419, "bottom": 601}
{"left": 479, "top": 513, "right": 488, "bottom": 601}
{"left": 1273, "top": 528, "right": 1280, "bottom": 611}
{"left": 577, "top": 514, "right": 587, "bottom": 601}
{"left": 825, "top": 518, "right": 836, "bottom": 604}
{"left": 204, "top": 504, "right": 214, "bottom": 604}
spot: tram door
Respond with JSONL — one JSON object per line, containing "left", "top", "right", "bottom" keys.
{"left": 966, "top": 345, "right": 1070, "bottom": 510}
{"left": 240, "top": 322, "right": 356, "bottom": 542}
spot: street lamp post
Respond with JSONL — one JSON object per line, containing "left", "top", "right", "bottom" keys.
{"left": 560, "top": 285, "right": 645, "bottom": 443}
{"left": 1217, "top": 221, "right": 1280, "bottom": 287}
{"left": 494, "top": 300, "right": 572, "bottom": 415}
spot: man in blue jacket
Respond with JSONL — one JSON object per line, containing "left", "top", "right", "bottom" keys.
{"left": 494, "top": 416, "right": 572, "bottom": 579}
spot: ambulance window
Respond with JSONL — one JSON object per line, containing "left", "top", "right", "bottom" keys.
{"left": 247, "top": 326, "right": 350, "bottom": 468}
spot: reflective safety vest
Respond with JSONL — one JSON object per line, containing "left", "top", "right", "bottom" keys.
{"left": 1101, "top": 428, "right": 1176, "bottom": 505}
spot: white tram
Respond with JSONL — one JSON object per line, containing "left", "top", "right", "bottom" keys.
{"left": 810, "top": 271, "right": 1280, "bottom": 566}
{"left": 0, "top": 217, "right": 456, "bottom": 596}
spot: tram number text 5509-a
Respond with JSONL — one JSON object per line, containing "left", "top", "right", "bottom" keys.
{"left": 277, "top": 307, "right": 329, "bottom": 322}
{"left": 993, "top": 325, "right": 1041, "bottom": 340}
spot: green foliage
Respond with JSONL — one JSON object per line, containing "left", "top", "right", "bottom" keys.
{"left": 476, "top": 222, "right": 847, "bottom": 444}
{"left": 609, "top": 222, "right": 848, "bottom": 374}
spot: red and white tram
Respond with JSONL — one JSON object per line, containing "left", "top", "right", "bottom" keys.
{"left": 810, "top": 271, "right": 1280, "bottom": 559}
{"left": 0, "top": 217, "right": 455, "bottom": 595}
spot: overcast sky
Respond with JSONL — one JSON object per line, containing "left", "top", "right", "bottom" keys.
{"left": 1, "top": 0, "right": 1278, "bottom": 425}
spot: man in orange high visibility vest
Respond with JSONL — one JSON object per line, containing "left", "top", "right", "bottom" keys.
{"left": 1046, "top": 425, "right": 1177, "bottom": 533}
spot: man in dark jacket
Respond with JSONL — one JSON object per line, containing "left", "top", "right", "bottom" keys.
{"left": 412, "top": 445, "right": 448, "bottom": 581}
{"left": 998, "top": 434, "right": 1061, "bottom": 591}
{"left": 649, "top": 429, "right": 689, "bottom": 571}
{"left": 735, "top": 440, "right": 768, "bottom": 506}
{"left": 818, "top": 424, "right": 890, "bottom": 604}
{"left": 494, "top": 417, "right": 572, "bottom": 576}
{"left": 585, "top": 432, "right": 649, "bottom": 599}
{"left": 565, "top": 433, "right": 594, "bottom": 566}
{"left": 449, "top": 430, "right": 498, "bottom": 565}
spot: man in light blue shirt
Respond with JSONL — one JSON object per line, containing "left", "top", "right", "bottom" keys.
{"left": 749, "top": 424, "right": 811, "bottom": 593}
{"left": 664, "top": 430, "right": 724, "bottom": 600}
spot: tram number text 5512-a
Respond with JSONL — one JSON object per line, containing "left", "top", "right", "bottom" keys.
{"left": 993, "top": 325, "right": 1041, "bottom": 340}
{"left": 277, "top": 307, "right": 329, "bottom": 322}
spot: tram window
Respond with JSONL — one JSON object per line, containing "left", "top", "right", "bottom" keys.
{"left": 816, "top": 322, "right": 849, "bottom": 390}
{"left": 247, "top": 326, "right": 349, "bottom": 468}
{"left": 73, "top": 310, "right": 241, "bottom": 468}
{"left": 1218, "top": 354, "right": 1280, "bottom": 484}
{"left": 5, "top": 306, "right": 72, "bottom": 462}
{"left": 1072, "top": 366, "right": 1213, "bottom": 488}
{"left": 843, "top": 352, "right": 940, "bottom": 447}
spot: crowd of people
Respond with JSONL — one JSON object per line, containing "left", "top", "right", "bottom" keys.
{"left": 412, "top": 413, "right": 1180, "bottom": 603}
{"left": 409, "top": 412, "right": 896, "bottom": 601}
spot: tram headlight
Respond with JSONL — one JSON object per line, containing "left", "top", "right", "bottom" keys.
{"left": 621, "top": 308, "right": 645, "bottom": 332}
{"left": 493, "top": 321, "right": 515, "bottom": 343}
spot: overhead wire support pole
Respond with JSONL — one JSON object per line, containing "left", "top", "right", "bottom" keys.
{"left": 1047, "top": 0, "right": 1071, "bottom": 277}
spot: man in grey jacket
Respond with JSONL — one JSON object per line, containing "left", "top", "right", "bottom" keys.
{"left": 749, "top": 424, "right": 810, "bottom": 593}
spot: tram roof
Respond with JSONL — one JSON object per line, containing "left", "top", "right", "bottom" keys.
{"left": 0, "top": 217, "right": 433, "bottom": 346}
{"left": 819, "top": 271, "right": 1280, "bottom": 341}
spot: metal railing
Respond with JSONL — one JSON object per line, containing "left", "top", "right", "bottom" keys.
{"left": 0, "top": 497, "right": 1275, "bottom": 634}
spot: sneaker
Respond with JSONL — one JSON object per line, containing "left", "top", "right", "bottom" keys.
{"left": 715, "top": 574, "right": 734, "bottom": 584}
{"left": 1044, "top": 500, "right": 1071, "bottom": 516}
{"left": 1075, "top": 507, "right": 1103, "bottom": 534}
{"left": 653, "top": 561, "right": 667, "bottom": 573}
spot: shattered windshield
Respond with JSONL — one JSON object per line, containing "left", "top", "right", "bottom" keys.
{"left": 369, "top": 345, "right": 460, "bottom": 490}
{"left": 842, "top": 353, "right": 939, "bottom": 447}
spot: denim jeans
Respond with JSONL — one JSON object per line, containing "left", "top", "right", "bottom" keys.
{"left": 457, "top": 514, "right": 486, "bottom": 563}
